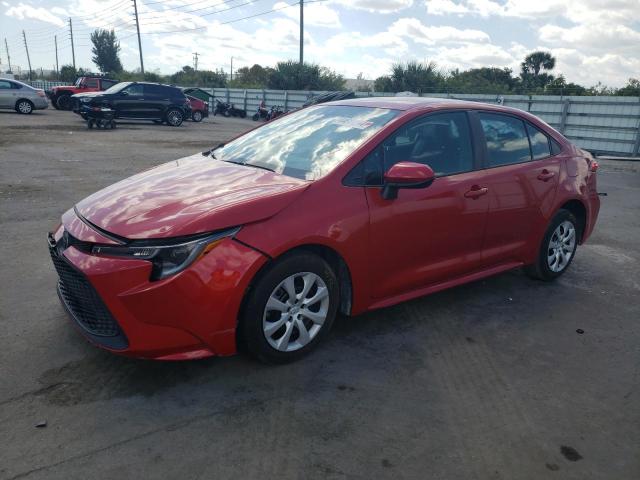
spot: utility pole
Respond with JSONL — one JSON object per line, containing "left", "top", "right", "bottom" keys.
{"left": 22, "top": 30, "right": 32, "bottom": 81}
{"left": 230, "top": 56, "right": 233, "bottom": 81}
{"left": 54, "top": 35, "right": 59, "bottom": 78}
{"left": 4, "top": 38, "right": 11, "bottom": 73}
{"left": 193, "top": 52, "right": 199, "bottom": 71}
{"left": 132, "top": 0, "right": 144, "bottom": 74}
{"left": 68, "top": 18, "right": 76, "bottom": 69}
{"left": 299, "top": 0, "right": 304, "bottom": 64}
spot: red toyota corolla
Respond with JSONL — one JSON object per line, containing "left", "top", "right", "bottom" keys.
{"left": 48, "top": 97, "right": 600, "bottom": 363}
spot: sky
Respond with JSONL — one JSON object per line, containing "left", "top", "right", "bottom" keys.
{"left": 1, "top": 0, "right": 638, "bottom": 87}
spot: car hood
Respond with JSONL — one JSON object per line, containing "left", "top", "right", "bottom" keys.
{"left": 71, "top": 91, "right": 100, "bottom": 98}
{"left": 76, "top": 153, "right": 310, "bottom": 240}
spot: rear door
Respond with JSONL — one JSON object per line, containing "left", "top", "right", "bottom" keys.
{"left": 142, "top": 84, "right": 169, "bottom": 119}
{"left": 362, "top": 110, "right": 490, "bottom": 299}
{"left": 474, "top": 111, "right": 561, "bottom": 265}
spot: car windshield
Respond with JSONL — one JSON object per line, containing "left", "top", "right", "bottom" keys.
{"left": 216, "top": 105, "right": 400, "bottom": 180}
{"left": 103, "top": 82, "right": 131, "bottom": 94}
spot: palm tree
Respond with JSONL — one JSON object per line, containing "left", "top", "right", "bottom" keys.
{"left": 521, "top": 51, "right": 556, "bottom": 76}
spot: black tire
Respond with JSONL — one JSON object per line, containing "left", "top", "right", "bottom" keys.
{"left": 110, "top": 120, "right": 116, "bottom": 129}
{"left": 240, "top": 252, "right": 339, "bottom": 364}
{"left": 223, "top": 110, "right": 231, "bottom": 118}
{"left": 192, "top": 110, "right": 203, "bottom": 122}
{"left": 525, "top": 209, "right": 579, "bottom": 281}
{"left": 56, "top": 94, "right": 72, "bottom": 110}
{"left": 165, "top": 108, "right": 184, "bottom": 127}
{"left": 52, "top": 100, "right": 60, "bottom": 110}
{"left": 87, "top": 119, "right": 94, "bottom": 129}
{"left": 252, "top": 113, "right": 260, "bottom": 121}
{"left": 15, "top": 99, "right": 34, "bottom": 114}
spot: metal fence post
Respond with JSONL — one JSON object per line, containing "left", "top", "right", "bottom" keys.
{"left": 262, "top": 89, "right": 266, "bottom": 105}
{"left": 633, "top": 117, "right": 640, "bottom": 157}
{"left": 284, "top": 91, "right": 288, "bottom": 111}
{"left": 559, "top": 99, "right": 570, "bottom": 134}
{"left": 243, "top": 90, "right": 247, "bottom": 112}
{"left": 226, "top": 88, "right": 230, "bottom": 103}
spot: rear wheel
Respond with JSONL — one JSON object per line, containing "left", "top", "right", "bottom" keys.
{"left": 525, "top": 209, "right": 579, "bottom": 281}
{"left": 56, "top": 94, "right": 72, "bottom": 110}
{"left": 165, "top": 108, "right": 184, "bottom": 127}
{"left": 240, "top": 252, "right": 339, "bottom": 363}
{"left": 15, "top": 99, "right": 33, "bottom": 114}
{"left": 192, "top": 110, "right": 203, "bottom": 122}
{"left": 252, "top": 113, "right": 260, "bottom": 121}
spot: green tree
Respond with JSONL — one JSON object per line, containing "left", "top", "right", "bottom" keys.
{"left": 59, "top": 65, "right": 78, "bottom": 83}
{"left": 267, "top": 61, "right": 345, "bottom": 90}
{"left": 521, "top": 51, "right": 556, "bottom": 76}
{"left": 374, "top": 75, "right": 393, "bottom": 92}
{"left": 229, "top": 64, "right": 273, "bottom": 88}
{"left": 543, "top": 75, "right": 587, "bottom": 95}
{"left": 388, "top": 61, "right": 445, "bottom": 93}
{"left": 446, "top": 67, "right": 516, "bottom": 94}
{"left": 169, "top": 66, "right": 227, "bottom": 87}
{"left": 616, "top": 78, "right": 640, "bottom": 96}
{"left": 90, "top": 29, "right": 123, "bottom": 74}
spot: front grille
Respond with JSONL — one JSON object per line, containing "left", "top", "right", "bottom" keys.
{"left": 49, "top": 242, "right": 121, "bottom": 337}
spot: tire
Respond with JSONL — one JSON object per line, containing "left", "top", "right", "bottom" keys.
{"left": 165, "top": 108, "right": 184, "bottom": 127}
{"left": 240, "top": 252, "right": 339, "bottom": 364}
{"left": 223, "top": 110, "right": 231, "bottom": 118}
{"left": 87, "top": 119, "right": 94, "bottom": 129}
{"left": 252, "top": 113, "right": 260, "bottom": 121}
{"left": 192, "top": 110, "right": 203, "bottom": 122}
{"left": 240, "top": 110, "right": 247, "bottom": 118}
{"left": 56, "top": 94, "right": 72, "bottom": 110}
{"left": 110, "top": 121, "right": 116, "bottom": 129}
{"left": 15, "top": 99, "right": 34, "bottom": 114}
{"left": 525, "top": 209, "right": 579, "bottom": 281}
{"left": 52, "top": 100, "right": 60, "bottom": 110}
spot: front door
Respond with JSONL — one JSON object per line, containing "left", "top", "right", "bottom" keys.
{"left": 364, "top": 111, "right": 489, "bottom": 299}
{"left": 0, "top": 80, "right": 16, "bottom": 108}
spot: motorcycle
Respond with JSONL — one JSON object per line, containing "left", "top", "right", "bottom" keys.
{"left": 228, "top": 103, "right": 247, "bottom": 118}
{"left": 252, "top": 100, "right": 270, "bottom": 121}
{"left": 213, "top": 99, "right": 231, "bottom": 117}
{"left": 267, "top": 105, "right": 284, "bottom": 121}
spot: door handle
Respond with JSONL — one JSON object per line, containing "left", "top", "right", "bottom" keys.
{"left": 464, "top": 185, "right": 489, "bottom": 199}
{"left": 537, "top": 169, "right": 555, "bottom": 181}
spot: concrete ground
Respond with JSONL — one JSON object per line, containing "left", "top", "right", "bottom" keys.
{"left": 1, "top": 108, "right": 638, "bottom": 480}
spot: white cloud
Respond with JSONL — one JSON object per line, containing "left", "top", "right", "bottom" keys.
{"left": 5, "top": 3, "right": 65, "bottom": 27}
{"left": 389, "top": 18, "right": 490, "bottom": 45}
{"left": 333, "top": 0, "right": 414, "bottom": 14}
{"left": 274, "top": 1, "right": 341, "bottom": 28}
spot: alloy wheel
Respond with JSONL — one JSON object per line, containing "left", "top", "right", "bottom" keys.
{"left": 192, "top": 111, "right": 203, "bottom": 122}
{"left": 547, "top": 220, "right": 576, "bottom": 272}
{"left": 262, "top": 272, "right": 330, "bottom": 352}
{"left": 17, "top": 101, "right": 32, "bottom": 114}
{"left": 167, "top": 110, "right": 182, "bottom": 126}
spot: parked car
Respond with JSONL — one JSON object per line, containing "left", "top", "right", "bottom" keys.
{"left": 0, "top": 78, "right": 48, "bottom": 114}
{"left": 71, "top": 82, "right": 190, "bottom": 126}
{"left": 47, "top": 75, "right": 118, "bottom": 110}
{"left": 186, "top": 94, "right": 208, "bottom": 122}
{"left": 48, "top": 97, "right": 600, "bottom": 363}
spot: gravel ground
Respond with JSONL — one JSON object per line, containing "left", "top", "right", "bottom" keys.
{"left": 1, "top": 108, "right": 639, "bottom": 480}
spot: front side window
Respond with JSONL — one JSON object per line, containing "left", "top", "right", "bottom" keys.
{"left": 479, "top": 112, "right": 531, "bottom": 167}
{"left": 123, "top": 83, "right": 144, "bottom": 96}
{"left": 526, "top": 123, "right": 551, "bottom": 159}
{"left": 216, "top": 105, "right": 400, "bottom": 180}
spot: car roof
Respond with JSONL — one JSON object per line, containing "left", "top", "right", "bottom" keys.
{"left": 327, "top": 96, "right": 525, "bottom": 116}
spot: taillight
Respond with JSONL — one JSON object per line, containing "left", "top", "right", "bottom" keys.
{"left": 37, "top": 90, "right": 46, "bottom": 97}
{"left": 590, "top": 160, "right": 599, "bottom": 173}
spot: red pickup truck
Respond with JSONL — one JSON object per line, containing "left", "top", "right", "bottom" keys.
{"left": 47, "top": 76, "right": 119, "bottom": 110}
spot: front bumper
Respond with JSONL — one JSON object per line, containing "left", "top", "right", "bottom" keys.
{"left": 48, "top": 219, "right": 267, "bottom": 360}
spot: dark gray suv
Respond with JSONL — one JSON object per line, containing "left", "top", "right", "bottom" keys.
{"left": 71, "top": 82, "right": 191, "bottom": 126}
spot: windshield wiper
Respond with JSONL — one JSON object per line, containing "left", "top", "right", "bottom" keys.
{"left": 221, "top": 159, "right": 276, "bottom": 173}
{"left": 202, "top": 142, "right": 225, "bottom": 159}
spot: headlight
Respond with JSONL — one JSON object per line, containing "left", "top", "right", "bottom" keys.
{"left": 92, "top": 227, "right": 240, "bottom": 280}
{"left": 80, "top": 97, "right": 91, "bottom": 103}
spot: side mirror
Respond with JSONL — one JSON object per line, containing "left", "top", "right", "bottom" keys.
{"left": 121, "top": 90, "right": 128, "bottom": 96}
{"left": 381, "top": 161, "right": 435, "bottom": 200}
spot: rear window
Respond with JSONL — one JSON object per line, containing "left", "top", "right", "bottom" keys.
{"left": 478, "top": 112, "right": 531, "bottom": 167}
{"left": 526, "top": 123, "right": 551, "bottom": 160}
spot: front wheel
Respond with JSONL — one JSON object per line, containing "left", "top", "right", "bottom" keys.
{"left": 240, "top": 252, "right": 339, "bottom": 363}
{"left": 165, "top": 108, "right": 184, "bottom": 127}
{"left": 16, "top": 99, "right": 34, "bottom": 114}
{"left": 525, "top": 209, "right": 579, "bottom": 281}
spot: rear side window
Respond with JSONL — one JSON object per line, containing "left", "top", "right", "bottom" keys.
{"left": 102, "top": 79, "right": 117, "bottom": 89}
{"left": 123, "top": 83, "right": 144, "bottom": 95}
{"left": 550, "top": 138, "right": 562, "bottom": 155}
{"left": 143, "top": 84, "right": 165, "bottom": 95}
{"left": 526, "top": 123, "right": 551, "bottom": 159}
{"left": 84, "top": 78, "right": 99, "bottom": 88}
{"left": 478, "top": 113, "right": 531, "bottom": 167}
{"left": 0, "top": 80, "right": 13, "bottom": 89}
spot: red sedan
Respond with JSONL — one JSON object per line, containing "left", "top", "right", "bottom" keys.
{"left": 48, "top": 97, "right": 600, "bottom": 363}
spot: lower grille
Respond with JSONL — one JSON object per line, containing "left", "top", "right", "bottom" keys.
{"left": 49, "top": 244, "right": 121, "bottom": 337}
